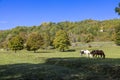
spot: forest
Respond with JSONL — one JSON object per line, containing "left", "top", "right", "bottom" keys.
{"left": 0, "top": 19, "right": 120, "bottom": 51}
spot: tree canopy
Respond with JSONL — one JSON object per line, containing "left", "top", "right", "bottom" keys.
{"left": 115, "top": 3, "right": 120, "bottom": 15}
{"left": 53, "top": 30, "right": 70, "bottom": 52}
{"left": 114, "top": 3, "right": 120, "bottom": 45}
{"left": 26, "top": 32, "right": 44, "bottom": 53}
{"left": 0, "top": 19, "right": 120, "bottom": 50}
{"left": 8, "top": 35, "right": 24, "bottom": 53}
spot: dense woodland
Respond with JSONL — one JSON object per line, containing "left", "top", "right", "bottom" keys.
{"left": 0, "top": 19, "right": 120, "bottom": 51}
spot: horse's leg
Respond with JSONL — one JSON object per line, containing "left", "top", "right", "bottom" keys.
{"left": 95, "top": 54, "right": 97, "bottom": 58}
{"left": 93, "top": 54, "right": 96, "bottom": 58}
{"left": 100, "top": 54, "right": 102, "bottom": 59}
{"left": 80, "top": 53, "right": 82, "bottom": 56}
{"left": 97, "top": 54, "right": 99, "bottom": 58}
{"left": 96, "top": 54, "right": 99, "bottom": 58}
{"left": 86, "top": 53, "right": 88, "bottom": 57}
{"left": 89, "top": 54, "right": 93, "bottom": 58}
{"left": 80, "top": 52, "right": 83, "bottom": 56}
{"left": 88, "top": 53, "right": 90, "bottom": 58}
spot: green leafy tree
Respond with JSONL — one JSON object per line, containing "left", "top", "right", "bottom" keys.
{"left": 84, "top": 34, "right": 94, "bottom": 43}
{"left": 115, "top": 32, "right": 120, "bottom": 45}
{"left": 8, "top": 35, "right": 24, "bottom": 53}
{"left": 115, "top": 3, "right": 120, "bottom": 15}
{"left": 114, "top": 3, "right": 120, "bottom": 45}
{"left": 3, "top": 34, "right": 13, "bottom": 50}
{"left": 53, "top": 30, "right": 70, "bottom": 52}
{"left": 114, "top": 24, "right": 120, "bottom": 45}
{"left": 42, "top": 32, "right": 51, "bottom": 49}
{"left": 26, "top": 32, "right": 44, "bottom": 53}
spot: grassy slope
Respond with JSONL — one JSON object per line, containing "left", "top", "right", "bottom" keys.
{"left": 0, "top": 42, "right": 120, "bottom": 80}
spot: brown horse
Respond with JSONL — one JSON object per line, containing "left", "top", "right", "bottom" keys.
{"left": 90, "top": 50, "right": 105, "bottom": 59}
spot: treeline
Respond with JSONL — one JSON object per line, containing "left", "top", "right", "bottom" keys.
{"left": 0, "top": 19, "right": 120, "bottom": 50}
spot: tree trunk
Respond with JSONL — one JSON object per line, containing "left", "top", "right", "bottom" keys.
{"left": 15, "top": 50, "right": 16, "bottom": 53}
{"left": 61, "top": 49, "right": 64, "bottom": 52}
{"left": 34, "top": 50, "right": 36, "bottom": 53}
{"left": 63, "top": 49, "right": 65, "bottom": 52}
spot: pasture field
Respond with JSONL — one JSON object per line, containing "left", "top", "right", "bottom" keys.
{"left": 0, "top": 42, "right": 120, "bottom": 80}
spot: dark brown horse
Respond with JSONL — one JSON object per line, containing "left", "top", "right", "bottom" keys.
{"left": 90, "top": 50, "right": 105, "bottom": 59}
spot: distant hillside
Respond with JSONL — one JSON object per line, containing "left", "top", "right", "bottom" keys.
{"left": 0, "top": 19, "right": 120, "bottom": 48}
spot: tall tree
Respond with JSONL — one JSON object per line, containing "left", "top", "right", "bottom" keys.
{"left": 26, "top": 32, "right": 44, "bottom": 53}
{"left": 114, "top": 24, "right": 120, "bottom": 45}
{"left": 8, "top": 35, "right": 24, "bottom": 53}
{"left": 42, "top": 32, "right": 51, "bottom": 49}
{"left": 84, "top": 34, "right": 94, "bottom": 43}
{"left": 114, "top": 3, "right": 120, "bottom": 45}
{"left": 115, "top": 3, "right": 120, "bottom": 15}
{"left": 3, "top": 34, "right": 13, "bottom": 50}
{"left": 53, "top": 30, "right": 70, "bottom": 52}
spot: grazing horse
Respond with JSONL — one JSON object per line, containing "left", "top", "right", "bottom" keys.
{"left": 90, "top": 50, "right": 105, "bottom": 59}
{"left": 80, "top": 50, "right": 92, "bottom": 58}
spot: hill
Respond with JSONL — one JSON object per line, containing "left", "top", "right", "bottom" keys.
{"left": 0, "top": 19, "right": 120, "bottom": 48}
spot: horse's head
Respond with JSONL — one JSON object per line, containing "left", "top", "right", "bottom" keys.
{"left": 80, "top": 50, "right": 85, "bottom": 56}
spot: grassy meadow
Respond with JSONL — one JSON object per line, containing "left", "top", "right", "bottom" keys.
{"left": 0, "top": 42, "right": 120, "bottom": 80}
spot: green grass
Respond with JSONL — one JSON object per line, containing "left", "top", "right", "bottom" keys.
{"left": 0, "top": 42, "right": 120, "bottom": 80}
{"left": 0, "top": 50, "right": 79, "bottom": 65}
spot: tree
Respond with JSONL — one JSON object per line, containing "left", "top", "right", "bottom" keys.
{"left": 42, "top": 32, "right": 51, "bottom": 49}
{"left": 26, "top": 32, "right": 44, "bottom": 53}
{"left": 114, "top": 3, "right": 120, "bottom": 45}
{"left": 3, "top": 34, "right": 13, "bottom": 50}
{"left": 8, "top": 35, "right": 24, "bottom": 53}
{"left": 53, "top": 30, "right": 70, "bottom": 52}
{"left": 84, "top": 34, "right": 94, "bottom": 43}
{"left": 115, "top": 3, "right": 120, "bottom": 15}
{"left": 114, "top": 24, "right": 120, "bottom": 45}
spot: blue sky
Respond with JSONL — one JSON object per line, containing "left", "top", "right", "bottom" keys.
{"left": 0, "top": 0, "right": 120, "bottom": 30}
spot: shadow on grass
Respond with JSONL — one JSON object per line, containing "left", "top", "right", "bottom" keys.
{"left": 0, "top": 63, "right": 77, "bottom": 80}
{"left": 35, "top": 51, "right": 52, "bottom": 53}
{"left": 46, "top": 57, "right": 120, "bottom": 66}
{"left": 64, "top": 49, "right": 76, "bottom": 52}
{"left": 0, "top": 58, "right": 120, "bottom": 80}
{"left": 34, "top": 50, "right": 54, "bottom": 53}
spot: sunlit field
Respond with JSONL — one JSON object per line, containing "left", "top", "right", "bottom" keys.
{"left": 0, "top": 42, "right": 120, "bottom": 80}
{"left": 0, "top": 42, "right": 120, "bottom": 64}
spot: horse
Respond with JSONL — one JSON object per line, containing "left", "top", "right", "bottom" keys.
{"left": 80, "top": 50, "right": 92, "bottom": 58}
{"left": 90, "top": 50, "right": 105, "bottom": 59}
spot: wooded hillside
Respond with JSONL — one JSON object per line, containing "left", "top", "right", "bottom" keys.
{"left": 0, "top": 19, "right": 120, "bottom": 48}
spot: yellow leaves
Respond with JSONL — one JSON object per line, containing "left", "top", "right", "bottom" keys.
{"left": 53, "top": 30, "right": 70, "bottom": 51}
